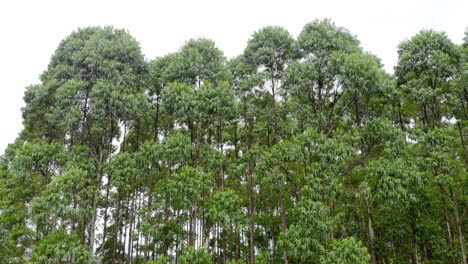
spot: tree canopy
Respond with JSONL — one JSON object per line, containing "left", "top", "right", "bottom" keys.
{"left": 0, "top": 22, "right": 467, "bottom": 264}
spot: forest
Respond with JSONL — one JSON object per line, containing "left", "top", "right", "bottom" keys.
{"left": 0, "top": 19, "right": 466, "bottom": 264}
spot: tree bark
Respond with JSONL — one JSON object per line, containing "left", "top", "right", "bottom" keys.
{"left": 244, "top": 98, "right": 256, "bottom": 264}
{"left": 279, "top": 184, "right": 289, "bottom": 264}
{"left": 89, "top": 147, "right": 105, "bottom": 252}
{"left": 450, "top": 188, "right": 466, "bottom": 264}
{"left": 367, "top": 202, "right": 378, "bottom": 264}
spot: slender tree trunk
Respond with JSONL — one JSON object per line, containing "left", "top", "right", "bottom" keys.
{"left": 90, "top": 147, "right": 105, "bottom": 252}
{"left": 450, "top": 188, "right": 466, "bottom": 264}
{"left": 367, "top": 202, "right": 378, "bottom": 264}
{"left": 223, "top": 228, "right": 228, "bottom": 263}
{"left": 412, "top": 221, "right": 419, "bottom": 264}
{"left": 248, "top": 164, "right": 255, "bottom": 264}
{"left": 122, "top": 197, "right": 129, "bottom": 263}
{"left": 279, "top": 184, "right": 289, "bottom": 264}
{"left": 457, "top": 121, "right": 468, "bottom": 164}
{"left": 144, "top": 188, "right": 152, "bottom": 263}
{"left": 112, "top": 197, "right": 121, "bottom": 264}
{"left": 236, "top": 223, "right": 240, "bottom": 261}
{"left": 243, "top": 97, "right": 256, "bottom": 264}
{"left": 354, "top": 90, "right": 361, "bottom": 126}
{"left": 189, "top": 208, "right": 195, "bottom": 247}
{"left": 154, "top": 96, "right": 160, "bottom": 141}
{"left": 103, "top": 173, "right": 112, "bottom": 245}
{"left": 128, "top": 192, "right": 136, "bottom": 263}
{"left": 271, "top": 80, "right": 279, "bottom": 144}
{"left": 443, "top": 195, "right": 456, "bottom": 253}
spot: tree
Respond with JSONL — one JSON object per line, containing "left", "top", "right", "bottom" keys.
{"left": 244, "top": 26, "right": 296, "bottom": 143}
{"left": 395, "top": 30, "right": 461, "bottom": 128}
{"left": 412, "top": 125, "right": 467, "bottom": 264}
{"left": 284, "top": 19, "right": 390, "bottom": 134}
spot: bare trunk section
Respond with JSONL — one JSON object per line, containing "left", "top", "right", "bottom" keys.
{"left": 367, "top": 202, "right": 378, "bottom": 264}
{"left": 450, "top": 188, "right": 466, "bottom": 264}
{"left": 243, "top": 98, "right": 256, "bottom": 264}
{"left": 89, "top": 146, "right": 105, "bottom": 253}
{"left": 279, "top": 184, "right": 289, "bottom": 264}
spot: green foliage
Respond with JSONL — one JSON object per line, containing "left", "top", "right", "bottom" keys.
{"left": 321, "top": 237, "right": 370, "bottom": 264}
{"left": 168, "top": 166, "right": 212, "bottom": 211}
{"left": 244, "top": 26, "right": 296, "bottom": 73}
{"left": 206, "top": 189, "right": 244, "bottom": 228}
{"left": 395, "top": 30, "right": 461, "bottom": 127}
{"left": 179, "top": 247, "right": 213, "bottom": 264}
{"left": 31, "top": 229, "right": 91, "bottom": 264}
{"left": 1, "top": 21, "right": 467, "bottom": 264}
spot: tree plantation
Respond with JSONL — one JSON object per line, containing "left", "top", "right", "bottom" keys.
{"left": 0, "top": 20, "right": 466, "bottom": 264}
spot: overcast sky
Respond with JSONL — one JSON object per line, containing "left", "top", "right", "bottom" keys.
{"left": 0, "top": 0, "right": 467, "bottom": 153}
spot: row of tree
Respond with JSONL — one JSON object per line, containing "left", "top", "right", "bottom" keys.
{"left": 0, "top": 19, "right": 466, "bottom": 264}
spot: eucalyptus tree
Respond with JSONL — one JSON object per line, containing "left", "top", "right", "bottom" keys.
{"left": 3, "top": 141, "right": 66, "bottom": 250}
{"left": 147, "top": 53, "right": 180, "bottom": 140}
{"left": 127, "top": 133, "right": 191, "bottom": 262}
{"left": 227, "top": 54, "right": 261, "bottom": 264}
{"left": 450, "top": 30, "right": 468, "bottom": 164}
{"left": 283, "top": 19, "right": 358, "bottom": 133}
{"left": 284, "top": 19, "right": 391, "bottom": 134}
{"left": 206, "top": 189, "right": 244, "bottom": 262}
{"left": 19, "top": 26, "right": 148, "bottom": 252}
{"left": 411, "top": 125, "right": 467, "bottom": 264}
{"left": 353, "top": 119, "right": 424, "bottom": 264}
{"left": 244, "top": 26, "right": 296, "bottom": 143}
{"left": 395, "top": 30, "right": 466, "bottom": 263}
{"left": 0, "top": 143, "right": 35, "bottom": 263}
{"left": 24, "top": 26, "right": 147, "bottom": 146}
{"left": 31, "top": 146, "right": 95, "bottom": 240}
{"left": 196, "top": 82, "right": 236, "bottom": 150}
{"left": 256, "top": 140, "right": 304, "bottom": 263}
{"left": 138, "top": 133, "right": 193, "bottom": 261}
{"left": 176, "top": 38, "right": 227, "bottom": 89}
{"left": 104, "top": 151, "right": 139, "bottom": 263}
{"left": 277, "top": 130, "right": 355, "bottom": 263}
{"left": 395, "top": 30, "right": 461, "bottom": 128}
{"left": 167, "top": 166, "right": 212, "bottom": 248}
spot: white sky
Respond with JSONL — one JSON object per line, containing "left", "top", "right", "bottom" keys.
{"left": 0, "top": 0, "right": 467, "bottom": 153}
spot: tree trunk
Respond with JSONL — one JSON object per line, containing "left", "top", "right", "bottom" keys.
{"left": 279, "top": 184, "right": 289, "bottom": 264}
{"left": 412, "top": 221, "right": 419, "bottom": 264}
{"left": 154, "top": 96, "right": 160, "bottom": 141}
{"left": 102, "top": 173, "right": 112, "bottom": 246}
{"left": 243, "top": 98, "right": 256, "bottom": 264}
{"left": 451, "top": 188, "right": 466, "bottom": 264}
{"left": 248, "top": 165, "right": 255, "bottom": 264}
{"left": 271, "top": 77, "right": 279, "bottom": 144}
{"left": 144, "top": 189, "right": 152, "bottom": 263}
{"left": 89, "top": 148, "right": 105, "bottom": 252}
{"left": 367, "top": 202, "right": 378, "bottom": 264}
{"left": 443, "top": 201, "right": 456, "bottom": 253}
{"left": 189, "top": 208, "right": 195, "bottom": 247}
{"left": 128, "top": 192, "right": 134, "bottom": 263}
{"left": 112, "top": 197, "right": 121, "bottom": 264}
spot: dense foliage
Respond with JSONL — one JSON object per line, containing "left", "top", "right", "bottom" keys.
{"left": 0, "top": 21, "right": 466, "bottom": 264}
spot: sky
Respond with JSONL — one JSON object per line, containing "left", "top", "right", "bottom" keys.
{"left": 0, "top": 0, "right": 467, "bottom": 153}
